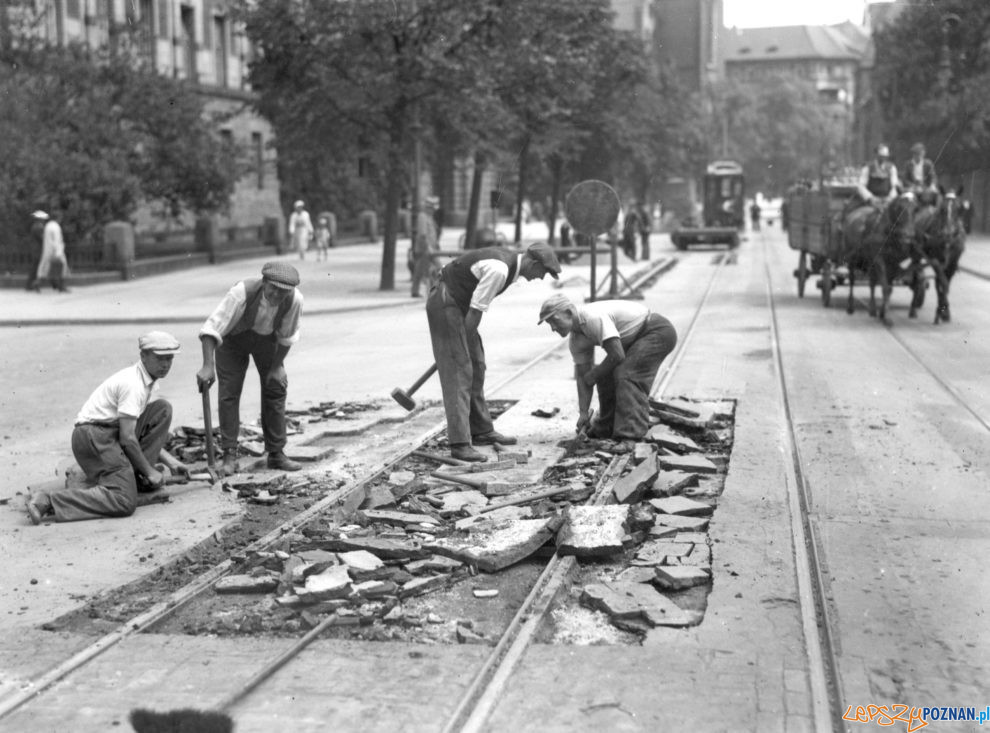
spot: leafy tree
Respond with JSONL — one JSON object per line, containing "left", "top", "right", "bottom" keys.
{"left": 0, "top": 29, "right": 236, "bottom": 257}
{"left": 873, "top": 0, "right": 990, "bottom": 174}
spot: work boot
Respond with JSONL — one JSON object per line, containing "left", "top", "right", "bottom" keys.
{"left": 450, "top": 444, "right": 488, "bottom": 463}
{"left": 267, "top": 451, "right": 302, "bottom": 472}
{"left": 471, "top": 430, "right": 517, "bottom": 446}
{"left": 222, "top": 455, "right": 240, "bottom": 476}
{"left": 26, "top": 492, "right": 53, "bottom": 525}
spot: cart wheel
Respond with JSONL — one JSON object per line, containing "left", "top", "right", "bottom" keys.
{"left": 797, "top": 251, "right": 808, "bottom": 298}
{"left": 821, "top": 260, "right": 833, "bottom": 308}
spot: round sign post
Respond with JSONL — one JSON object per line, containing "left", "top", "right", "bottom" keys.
{"left": 564, "top": 180, "right": 621, "bottom": 301}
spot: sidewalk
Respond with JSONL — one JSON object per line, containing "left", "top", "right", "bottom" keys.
{"left": 1, "top": 220, "right": 657, "bottom": 327}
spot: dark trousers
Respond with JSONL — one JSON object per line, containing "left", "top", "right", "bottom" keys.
{"left": 25, "top": 251, "right": 42, "bottom": 291}
{"left": 639, "top": 231, "right": 651, "bottom": 261}
{"left": 426, "top": 283, "right": 494, "bottom": 446}
{"left": 595, "top": 314, "right": 677, "bottom": 440}
{"left": 58, "top": 400, "right": 172, "bottom": 522}
{"left": 215, "top": 331, "right": 287, "bottom": 453}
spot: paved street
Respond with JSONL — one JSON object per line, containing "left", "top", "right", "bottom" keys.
{"left": 2, "top": 222, "right": 990, "bottom": 731}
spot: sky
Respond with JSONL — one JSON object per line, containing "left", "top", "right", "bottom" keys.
{"left": 722, "top": 0, "right": 893, "bottom": 28}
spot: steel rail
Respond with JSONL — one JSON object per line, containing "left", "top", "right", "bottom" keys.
{"left": 765, "top": 246, "right": 846, "bottom": 732}
{"left": 0, "top": 258, "right": 679, "bottom": 722}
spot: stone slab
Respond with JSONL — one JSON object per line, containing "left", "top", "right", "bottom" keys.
{"left": 556, "top": 505, "right": 629, "bottom": 558}
{"left": 654, "top": 565, "right": 711, "bottom": 590}
{"left": 358, "top": 509, "right": 436, "bottom": 527}
{"left": 214, "top": 574, "right": 279, "bottom": 594}
{"left": 653, "top": 513, "right": 710, "bottom": 531}
{"left": 649, "top": 496, "right": 714, "bottom": 516}
{"left": 283, "top": 444, "right": 334, "bottom": 462}
{"left": 632, "top": 540, "right": 694, "bottom": 566}
{"left": 612, "top": 454, "right": 659, "bottom": 504}
{"left": 649, "top": 470, "right": 699, "bottom": 497}
{"left": 298, "top": 564, "right": 353, "bottom": 601}
{"left": 580, "top": 581, "right": 695, "bottom": 627}
{"left": 314, "top": 536, "right": 429, "bottom": 560}
{"left": 657, "top": 453, "right": 718, "bottom": 474}
{"left": 425, "top": 515, "right": 562, "bottom": 572}
{"left": 645, "top": 427, "right": 700, "bottom": 453}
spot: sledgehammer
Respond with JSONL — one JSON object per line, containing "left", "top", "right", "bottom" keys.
{"left": 391, "top": 363, "right": 438, "bottom": 411}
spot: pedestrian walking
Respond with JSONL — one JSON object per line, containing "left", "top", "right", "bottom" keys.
{"left": 636, "top": 202, "right": 652, "bottom": 261}
{"left": 25, "top": 210, "right": 48, "bottom": 292}
{"left": 427, "top": 242, "right": 561, "bottom": 462}
{"left": 411, "top": 199, "right": 440, "bottom": 298}
{"left": 430, "top": 196, "right": 444, "bottom": 241}
{"left": 749, "top": 201, "right": 762, "bottom": 231}
{"left": 314, "top": 215, "right": 332, "bottom": 261}
{"left": 288, "top": 200, "right": 313, "bottom": 260}
{"left": 196, "top": 262, "right": 304, "bottom": 475}
{"left": 538, "top": 294, "right": 677, "bottom": 443}
{"left": 621, "top": 203, "right": 640, "bottom": 260}
{"left": 25, "top": 331, "right": 190, "bottom": 524}
{"left": 35, "top": 211, "right": 70, "bottom": 292}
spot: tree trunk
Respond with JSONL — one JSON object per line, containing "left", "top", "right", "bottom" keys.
{"left": 379, "top": 124, "right": 405, "bottom": 290}
{"left": 464, "top": 151, "right": 485, "bottom": 251}
{"left": 513, "top": 136, "right": 530, "bottom": 244}
{"left": 547, "top": 154, "right": 563, "bottom": 245}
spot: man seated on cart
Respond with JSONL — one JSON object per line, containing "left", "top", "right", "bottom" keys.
{"left": 856, "top": 144, "right": 900, "bottom": 209}
{"left": 901, "top": 142, "right": 939, "bottom": 207}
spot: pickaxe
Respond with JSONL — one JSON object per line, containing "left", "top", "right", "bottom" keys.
{"left": 391, "top": 363, "right": 438, "bottom": 411}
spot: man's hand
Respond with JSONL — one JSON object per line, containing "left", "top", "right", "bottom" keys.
{"left": 196, "top": 365, "right": 215, "bottom": 392}
{"left": 576, "top": 411, "right": 592, "bottom": 433}
{"left": 171, "top": 462, "right": 191, "bottom": 479}
{"left": 582, "top": 368, "right": 598, "bottom": 387}
{"left": 266, "top": 364, "right": 287, "bottom": 387}
{"left": 145, "top": 468, "right": 165, "bottom": 490}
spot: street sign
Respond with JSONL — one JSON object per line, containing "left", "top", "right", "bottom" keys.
{"left": 564, "top": 180, "right": 620, "bottom": 236}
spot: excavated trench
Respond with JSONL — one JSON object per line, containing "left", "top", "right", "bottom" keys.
{"left": 43, "top": 397, "right": 735, "bottom": 648}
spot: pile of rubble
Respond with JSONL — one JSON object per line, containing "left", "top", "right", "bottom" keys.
{"left": 200, "top": 398, "right": 734, "bottom": 643}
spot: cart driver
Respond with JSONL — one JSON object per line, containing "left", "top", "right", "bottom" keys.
{"left": 902, "top": 142, "right": 939, "bottom": 206}
{"left": 856, "top": 144, "right": 900, "bottom": 208}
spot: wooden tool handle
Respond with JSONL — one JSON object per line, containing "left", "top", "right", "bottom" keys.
{"left": 430, "top": 470, "right": 484, "bottom": 490}
{"left": 408, "top": 363, "right": 438, "bottom": 395}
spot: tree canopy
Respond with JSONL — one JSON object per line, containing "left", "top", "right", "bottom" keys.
{"left": 873, "top": 0, "right": 990, "bottom": 174}
{"left": 0, "top": 27, "right": 237, "bottom": 253}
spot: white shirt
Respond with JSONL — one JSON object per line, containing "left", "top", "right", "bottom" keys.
{"left": 200, "top": 281, "right": 303, "bottom": 347}
{"left": 469, "top": 254, "right": 521, "bottom": 312}
{"left": 75, "top": 361, "right": 157, "bottom": 425}
{"left": 569, "top": 300, "right": 650, "bottom": 366}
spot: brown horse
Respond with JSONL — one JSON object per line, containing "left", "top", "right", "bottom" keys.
{"left": 910, "top": 189, "right": 967, "bottom": 324}
{"left": 841, "top": 193, "right": 919, "bottom": 325}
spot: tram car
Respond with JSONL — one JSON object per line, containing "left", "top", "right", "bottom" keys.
{"left": 670, "top": 160, "right": 745, "bottom": 250}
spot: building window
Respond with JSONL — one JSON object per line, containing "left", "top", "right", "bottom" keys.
{"left": 252, "top": 132, "right": 264, "bottom": 189}
{"left": 180, "top": 4, "right": 196, "bottom": 82}
{"left": 157, "top": 0, "right": 169, "bottom": 39}
{"left": 139, "top": 0, "right": 155, "bottom": 69}
{"left": 67, "top": 0, "right": 81, "bottom": 19}
{"left": 213, "top": 15, "right": 227, "bottom": 87}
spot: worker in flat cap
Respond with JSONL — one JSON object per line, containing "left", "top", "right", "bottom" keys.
{"left": 538, "top": 295, "right": 677, "bottom": 443}
{"left": 902, "top": 142, "right": 939, "bottom": 206}
{"left": 197, "top": 262, "right": 304, "bottom": 474}
{"left": 26, "top": 331, "right": 190, "bottom": 524}
{"left": 427, "top": 241, "right": 561, "bottom": 462}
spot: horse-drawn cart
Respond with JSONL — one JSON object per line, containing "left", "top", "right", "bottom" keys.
{"left": 785, "top": 182, "right": 858, "bottom": 307}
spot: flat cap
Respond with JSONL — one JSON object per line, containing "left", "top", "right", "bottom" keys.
{"left": 526, "top": 242, "right": 561, "bottom": 280}
{"left": 138, "top": 331, "right": 181, "bottom": 355}
{"left": 261, "top": 261, "right": 300, "bottom": 289}
{"left": 538, "top": 293, "right": 573, "bottom": 324}
{"left": 911, "top": 142, "right": 925, "bottom": 154}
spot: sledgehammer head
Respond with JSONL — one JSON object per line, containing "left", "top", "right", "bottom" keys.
{"left": 391, "top": 387, "right": 416, "bottom": 411}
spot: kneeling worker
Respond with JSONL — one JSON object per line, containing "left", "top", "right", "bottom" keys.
{"left": 26, "top": 331, "right": 190, "bottom": 524}
{"left": 538, "top": 295, "right": 677, "bottom": 442}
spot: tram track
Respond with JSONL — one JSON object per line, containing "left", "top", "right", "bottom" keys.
{"left": 1, "top": 255, "right": 698, "bottom": 729}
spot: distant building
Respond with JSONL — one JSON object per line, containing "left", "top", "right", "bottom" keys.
{"left": 653, "top": 0, "right": 724, "bottom": 93}
{"left": 18, "top": 0, "right": 282, "bottom": 232}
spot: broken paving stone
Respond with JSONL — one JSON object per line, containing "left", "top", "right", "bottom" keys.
{"left": 649, "top": 471, "right": 699, "bottom": 497}
{"left": 654, "top": 565, "right": 710, "bottom": 590}
{"left": 315, "top": 536, "right": 428, "bottom": 560}
{"left": 399, "top": 574, "right": 449, "bottom": 599}
{"left": 657, "top": 453, "right": 719, "bottom": 474}
{"left": 296, "top": 549, "right": 338, "bottom": 565}
{"left": 648, "top": 524, "right": 680, "bottom": 539}
{"left": 350, "top": 580, "right": 398, "bottom": 600}
{"left": 427, "top": 612, "right": 444, "bottom": 624}
{"left": 674, "top": 532, "right": 708, "bottom": 545}
{"left": 649, "top": 496, "right": 713, "bottom": 517}
{"left": 472, "top": 588, "right": 499, "bottom": 598}
{"left": 440, "top": 490, "right": 488, "bottom": 513}
{"left": 612, "top": 455, "right": 659, "bottom": 504}
{"left": 388, "top": 470, "right": 417, "bottom": 487}
{"left": 427, "top": 515, "right": 563, "bottom": 572}
{"left": 581, "top": 581, "right": 696, "bottom": 628}
{"left": 556, "top": 505, "right": 630, "bottom": 558}
{"left": 383, "top": 606, "right": 404, "bottom": 624}
{"left": 405, "top": 555, "right": 464, "bottom": 574}
{"left": 615, "top": 566, "right": 658, "bottom": 584}
{"left": 632, "top": 540, "right": 694, "bottom": 566}
{"left": 297, "top": 565, "right": 353, "bottom": 601}
{"left": 215, "top": 574, "right": 279, "bottom": 594}
{"left": 361, "top": 484, "right": 397, "bottom": 510}
{"left": 456, "top": 625, "right": 489, "bottom": 644}
{"left": 338, "top": 550, "right": 384, "bottom": 574}
{"left": 680, "top": 542, "right": 712, "bottom": 568}
{"left": 645, "top": 427, "right": 700, "bottom": 453}
{"left": 633, "top": 443, "right": 656, "bottom": 463}
{"left": 248, "top": 490, "right": 279, "bottom": 505}
{"left": 653, "top": 513, "right": 709, "bottom": 531}
{"left": 241, "top": 440, "right": 266, "bottom": 457}
{"left": 358, "top": 509, "right": 436, "bottom": 527}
